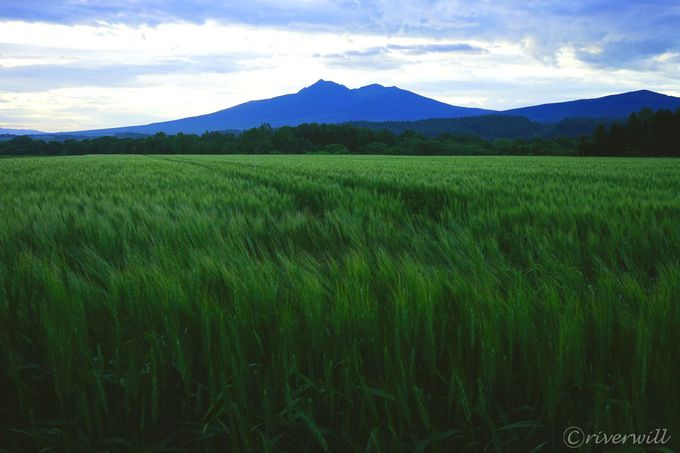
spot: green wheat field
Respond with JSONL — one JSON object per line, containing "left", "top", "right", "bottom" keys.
{"left": 1, "top": 155, "right": 679, "bottom": 451}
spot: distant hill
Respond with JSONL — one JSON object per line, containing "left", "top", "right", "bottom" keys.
{"left": 0, "top": 128, "right": 44, "bottom": 135}
{"left": 69, "top": 80, "right": 493, "bottom": 136}
{"left": 503, "top": 90, "right": 680, "bottom": 122}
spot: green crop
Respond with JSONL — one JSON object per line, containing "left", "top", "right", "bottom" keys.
{"left": 1, "top": 155, "right": 679, "bottom": 451}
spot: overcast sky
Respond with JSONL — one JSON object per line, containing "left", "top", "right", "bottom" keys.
{"left": 1, "top": 0, "right": 679, "bottom": 132}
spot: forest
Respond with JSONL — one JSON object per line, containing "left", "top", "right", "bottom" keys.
{"left": 349, "top": 115, "right": 612, "bottom": 140}
{"left": 1, "top": 108, "right": 679, "bottom": 157}
{"left": 0, "top": 125, "right": 579, "bottom": 156}
{"left": 579, "top": 108, "right": 680, "bottom": 156}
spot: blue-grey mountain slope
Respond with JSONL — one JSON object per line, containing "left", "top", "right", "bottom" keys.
{"left": 72, "top": 80, "right": 493, "bottom": 136}
{"left": 502, "top": 90, "right": 680, "bottom": 122}
{"left": 0, "top": 128, "right": 44, "bottom": 135}
{"left": 66, "top": 83, "right": 680, "bottom": 136}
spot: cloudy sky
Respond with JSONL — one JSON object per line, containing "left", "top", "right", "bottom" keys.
{"left": 1, "top": 0, "right": 679, "bottom": 132}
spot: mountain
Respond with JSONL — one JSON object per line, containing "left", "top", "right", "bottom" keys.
{"left": 502, "top": 90, "right": 680, "bottom": 122}
{"left": 72, "top": 80, "right": 493, "bottom": 136}
{"left": 0, "top": 128, "right": 44, "bottom": 135}
{"left": 57, "top": 83, "right": 680, "bottom": 136}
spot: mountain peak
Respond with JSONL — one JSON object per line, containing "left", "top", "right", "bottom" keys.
{"left": 621, "top": 89, "right": 676, "bottom": 99}
{"left": 299, "top": 79, "right": 349, "bottom": 94}
{"left": 358, "top": 83, "right": 399, "bottom": 93}
{"left": 629, "top": 89, "right": 658, "bottom": 95}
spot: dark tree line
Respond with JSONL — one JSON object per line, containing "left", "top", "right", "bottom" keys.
{"left": 3, "top": 109, "right": 679, "bottom": 158}
{"left": 351, "top": 115, "right": 614, "bottom": 140}
{"left": 579, "top": 108, "right": 680, "bottom": 156}
{"left": 0, "top": 123, "right": 577, "bottom": 157}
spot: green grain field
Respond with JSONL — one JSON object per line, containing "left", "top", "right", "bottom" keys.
{"left": 1, "top": 155, "right": 679, "bottom": 452}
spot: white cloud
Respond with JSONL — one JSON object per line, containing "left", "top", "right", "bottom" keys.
{"left": 0, "top": 10, "right": 678, "bottom": 131}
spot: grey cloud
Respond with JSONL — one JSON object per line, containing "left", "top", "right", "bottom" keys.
{"left": 318, "top": 41, "right": 486, "bottom": 70}
{"left": 575, "top": 38, "right": 677, "bottom": 69}
{"left": 359, "top": 1, "right": 680, "bottom": 70}
{"left": 387, "top": 43, "right": 486, "bottom": 54}
{"left": 321, "top": 47, "right": 404, "bottom": 70}
{"left": 336, "top": 48, "right": 387, "bottom": 58}
{"left": 0, "top": 0, "right": 360, "bottom": 27}
{"left": 1, "top": 1, "right": 678, "bottom": 73}
{"left": 0, "top": 57, "right": 241, "bottom": 92}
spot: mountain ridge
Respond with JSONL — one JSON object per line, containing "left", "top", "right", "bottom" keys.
{"left": 0, "top": 128, "right": 45, "bottom": 135}
{"left": 9, "top": 81, "right": 680, "bottom": 136}
{"left": 503, "top": 89, "right": 680, "bottom": 122}
{"left": 71, "top": 79, "right": 493, "bottom": 136}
